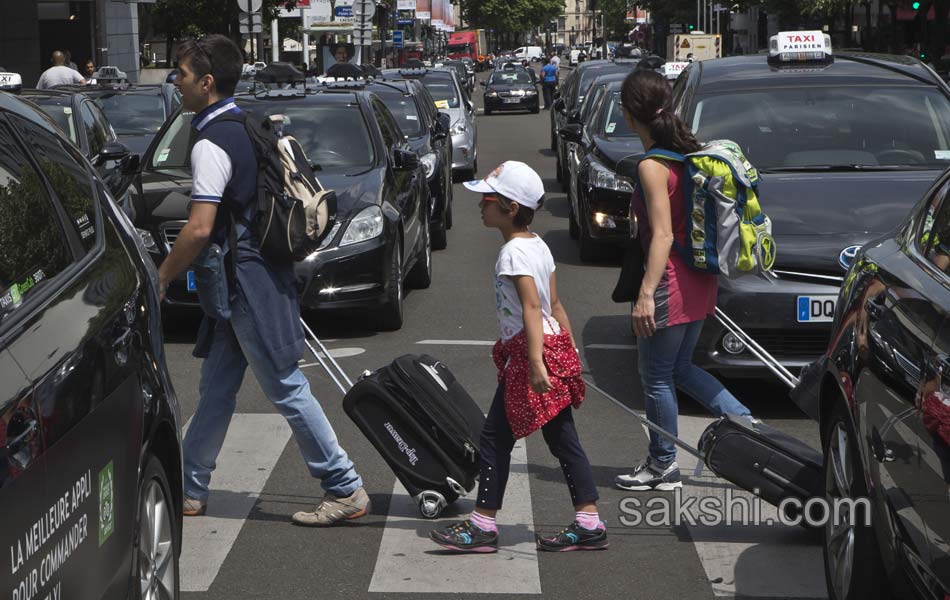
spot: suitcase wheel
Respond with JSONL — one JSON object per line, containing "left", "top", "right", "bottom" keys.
{"left": 418, "top": 490, "right": 448, "bottom": 519}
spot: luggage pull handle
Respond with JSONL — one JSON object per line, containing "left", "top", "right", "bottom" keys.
{"left": 713, "top": 307, "right": 800, "bottom": 389}
{"left": 583, "top": 378, "right": 705, "bottom": 461}
{"left": 299, "top": 317, "right": 354, "bottom": 394}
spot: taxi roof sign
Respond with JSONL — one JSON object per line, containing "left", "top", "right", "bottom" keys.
{"left": 769, "top": 31, "right": 833, "bottom": 64}
{"left": 0, "top": 71, "right": 23, "bottom": 93}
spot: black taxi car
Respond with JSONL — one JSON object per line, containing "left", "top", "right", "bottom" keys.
{"left": 807, "top": 167, "right": 950, "bottom": 600}
{"left": 133, "top": 78, "right": 431, "bottom": 330}
{"left": 559, "top": 74, "right": 644, "bottom": 260}
{"left": 0, "top": 89, "right": 182, "bottom": 599}
{"left": 482, "top": 64, "right": 540, "bottom": 114}
{"left": 57, "top": 81, "right": 181, "bottom": 156}
{"left": 20, "top": 88, "right": 136, "bottom": 199}
{"left": 365, "top": 77, "right": 454, "bottom": 249}
{"left": 670, "top": 32, "right": 950, "bottom": 378}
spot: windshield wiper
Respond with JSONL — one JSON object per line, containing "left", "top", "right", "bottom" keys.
{"left": 761, "top": 164, "right": 935, "bottom": 173}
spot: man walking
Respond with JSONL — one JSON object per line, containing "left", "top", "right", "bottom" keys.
{"left": 158, "top": 34, "right": 369, "bottom": 526}
{"left": 540, "top": 56, "right": 558, "bottom": 109}
{"left": 36, "top": 51, "right": 86, "bottom": 89}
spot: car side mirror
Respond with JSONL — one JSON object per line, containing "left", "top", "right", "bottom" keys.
{"left": 97, "top": 141, "right": 130, "bottom": 166}
{"left": 568, "top": 109, "right": 582, "bottom": 124}
{"left": 121, "top": 153, "right": 141, "bottom": 175}
{"left": 553, "top": 89, "right": 561, "bottom": 99}
{"left": 615, "top": 152, "right": 644, "bottom": 183}
{"left": 558, "top": 124, "right": 583, "bottom": 144}
{"left": 553, "top": 98, "right": 565, "bottom": 112}
{"left": 434, "top": 112, "right": 451, "bottom": 138}
{"left": 394, "top": 147, "right": 420, "bottom": 171}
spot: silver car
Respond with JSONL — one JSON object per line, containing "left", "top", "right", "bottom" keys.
{"left": 386, "top": 66, "right": 478, "bottom": 178}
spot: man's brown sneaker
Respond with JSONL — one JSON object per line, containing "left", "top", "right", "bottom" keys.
{"left": 292, "top": 487, "right": 370, "bottom": 527}
{"left": 183, "top": 497, "right": 207, "bottom": 517}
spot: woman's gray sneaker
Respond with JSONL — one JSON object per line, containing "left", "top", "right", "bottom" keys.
{"left": 614, "top": 458, "right": 682, "bottom": 491}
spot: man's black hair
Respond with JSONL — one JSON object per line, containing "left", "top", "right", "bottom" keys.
{"left": 177, "top": 35, "right": 243, "bottom": 97}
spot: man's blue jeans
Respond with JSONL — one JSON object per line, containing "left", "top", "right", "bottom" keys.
{"left": 182, "top": 292, "right": 362, "bottom": 501}
{"left": 637, "top": 319, "right": 751, "bottom": 466}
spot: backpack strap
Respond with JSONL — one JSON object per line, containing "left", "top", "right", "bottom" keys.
{"left": 642, "top": 148, "right": 686, "bottom": 163}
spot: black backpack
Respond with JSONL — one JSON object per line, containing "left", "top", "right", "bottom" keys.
{"left": 216, "top": 112, "right": 337, "bottom": 264}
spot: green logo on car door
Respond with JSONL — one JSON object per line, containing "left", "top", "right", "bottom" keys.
{"left": 99, "top": 461, "right": 115, "bottom": 546}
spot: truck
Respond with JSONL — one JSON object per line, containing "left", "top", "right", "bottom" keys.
{"left": 447, "top": 29, "right": 488, "bottom": 69}
{"left": 666, "top": 33, "right": 721, "bottom": 62}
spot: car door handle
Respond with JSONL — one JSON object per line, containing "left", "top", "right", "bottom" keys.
{"left": 2, "top": 419, "right": 37, "bottom": 459}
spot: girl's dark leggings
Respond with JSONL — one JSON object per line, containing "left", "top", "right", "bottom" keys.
{"left": 475, "top": 380, "right": 599, "bottom": 510}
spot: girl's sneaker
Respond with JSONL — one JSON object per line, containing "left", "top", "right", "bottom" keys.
{"left": 429, "top": 520, "right": 499, "bottom": 553}
{"left": 536, "top": 521, "right": 608, "bottom": 552}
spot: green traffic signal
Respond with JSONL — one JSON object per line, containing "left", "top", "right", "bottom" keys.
{"left": 688, "top": 24, "right": 695, "bottom": 30}
{"left": 912, "top": 1, "right": 921, "bottom": 8}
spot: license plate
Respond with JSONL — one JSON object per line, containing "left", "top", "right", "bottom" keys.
{"left": 797, "top": 295, "right": 836, "bottom": 323}
{"left": 186, "top": 270, "right": 196, "bottom": 292}
{"left": 503, "top": 98, "right": 521, "bottom": 104}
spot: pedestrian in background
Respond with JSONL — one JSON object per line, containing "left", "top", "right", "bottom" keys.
{"left": 158, "top": 34, "right": 369, "bottom": 526}
{"left": 540, "top": 56, "right": 558, "bottom": 109}
{"left": 36, "top": 51, "right": 86, "bottom": 89}
{"left": 613, "top": 69, "right": 754, "bottom": 492}
{"left": 429, "top": 161, "right": 607, "bottom": 554}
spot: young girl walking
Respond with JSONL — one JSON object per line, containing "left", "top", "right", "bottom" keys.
{"left": 429, "top": 161, "right": 607, "bottom": 553}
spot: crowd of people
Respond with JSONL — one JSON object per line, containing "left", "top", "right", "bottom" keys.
{"left": 160, "top": 34, "right": 755, "bottom": 555}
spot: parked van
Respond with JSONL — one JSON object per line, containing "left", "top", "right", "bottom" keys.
{"left": 513, "top": 46, "right": 543, "bottom": 62}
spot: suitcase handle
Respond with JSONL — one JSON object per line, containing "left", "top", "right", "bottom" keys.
{"left": 299, "top": 316, "right": 354, "bottom": 394}
{"left": 714, "top": 307, "right": 800, "bottom": 389}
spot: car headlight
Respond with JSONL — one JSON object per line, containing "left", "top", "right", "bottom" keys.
{"left": 450, "top": 121, "right": 466, "bottom": 135}
{"left": 589, "top": 159, "right": 634, "bottom": 193}
{"left": 486, "top": 91, "right": 498, "bottom": 97}
{"left": 340, "top": 205, "right": 384, "bottom": 246}
{"left": 525, "top": 89, "right": 537, "bottom": 95}
{"left": 136, "top": 228, "right": 158, "bottom": 252}
{"left": 420, "top": 152, "right": 437, "bottom": 179}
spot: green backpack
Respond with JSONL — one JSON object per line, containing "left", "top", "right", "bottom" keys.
{"left": 643, "top": 140, "right": 776, "bottom": 278}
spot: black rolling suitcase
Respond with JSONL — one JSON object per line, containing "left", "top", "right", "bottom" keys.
{"left": 343, "top": 354, "right": 486, "bottom": 518}
{"left": 584, "top": 307, "right": 823, "bottom": 513}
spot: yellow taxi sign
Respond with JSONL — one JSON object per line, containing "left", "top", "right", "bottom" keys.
{"left": 434, "top": 99, "right": 449, "bottom": 109}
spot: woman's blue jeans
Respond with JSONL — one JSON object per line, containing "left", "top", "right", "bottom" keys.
{"left": 637, "top": 319, "right": 751, "bottom": 466}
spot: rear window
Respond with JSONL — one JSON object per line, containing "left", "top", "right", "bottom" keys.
{"left": 92, "top": 91, "right": 167, "bottom": 135}
{"left": 29, "top": 97, "right": 78, "bottom": 144}
{"left": 420, "top": 75, "right": 459, "bottom": 109}
{"left": 490, "top": 71, "right": 533, "bottom": 85}
{"left": 373, "top": 90, "right": 424, "bottom": 137}
{"left": 691, "top": 86, "right": 950, "bottom": 170}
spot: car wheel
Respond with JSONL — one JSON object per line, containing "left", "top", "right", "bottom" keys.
{"left": 531, "top": 104, "right": 539, "bottom": 114}
{"left": 822, "top": 403, "right": 890, "bottom": 600}
{"left": 377, "top": 239, "right": 404, "bottom": 331}
{"left": 556, "top": 157, "right": 563, "bottom": 182}
{"left": 568, "top": 197, "right": 579, "bottom": 240}
{"left": 133, "top": 456, "right": 179, "bottom": 600}
{"left": 408, "top": 222, "right": 433, "bottom": 289}
{"left": 445, "top": 182, "right": 454, "bottom": 230}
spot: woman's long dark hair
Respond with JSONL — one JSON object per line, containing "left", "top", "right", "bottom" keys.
{"left": 620, "top": 69, "right": 701, "bottom": 155}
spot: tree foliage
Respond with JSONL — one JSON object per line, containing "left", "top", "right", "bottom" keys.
{"left": 460, "top": 0, "right": 564, "bottom": 37}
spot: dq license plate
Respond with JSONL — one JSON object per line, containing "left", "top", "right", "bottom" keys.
{"left": 797, "top": 295, "right": 836, "bottom": 323}
{"left": 186, "top": 270, "right": 196, "bottom": 292}
{"left": 503, "top": 98, "right": 521, "bottom": 104}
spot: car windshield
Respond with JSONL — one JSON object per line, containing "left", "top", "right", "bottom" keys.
{"left": 447, "top": 44, "right": 471, "bottom": 53}
{"left": 29, "top": 97, "right": 78, "bottom": 144}
{"left": 490, "top": 71, "right": 533, "bottom": 85}
{"left": 240, "top": 102, "right": 375, "bottom": 170}
{"left": 599, "top": 92, "right": 636, "bottom": 138}
{"left": 692, "top": 86, "right": 950, "bottom": 170}
{"left": 420, "top": 75, "right": 460, "bottom": 108}
{"left": 374, "top": 90, "right": 424, "bottom": 137}
{"left": 92, "top": 91, "right": 167, "bottom": 135}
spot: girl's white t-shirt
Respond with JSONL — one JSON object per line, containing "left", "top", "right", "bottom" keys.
{"left": 494, "top": 234, "right": 561, "bottom": 341}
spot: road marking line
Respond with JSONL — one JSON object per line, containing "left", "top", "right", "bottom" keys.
{"left": 179, "top": 414, "right": 292, "bottom": 592}
{"left": 417, "top": 339, "right": 496, "bottom": 346}
{"left": 368, "top": 442, "right": 540, "bottom": 594}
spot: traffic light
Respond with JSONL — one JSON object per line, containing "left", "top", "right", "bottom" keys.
{"left": 912, "top": 1, "right": 921, "bottom": 8}
{"left": 688, "top": 24, "right": 695, "bottom": 30}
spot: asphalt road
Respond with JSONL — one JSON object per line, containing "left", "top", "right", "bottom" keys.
{"left": 166, "top": 71, "right": 827, "bottom": 600}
